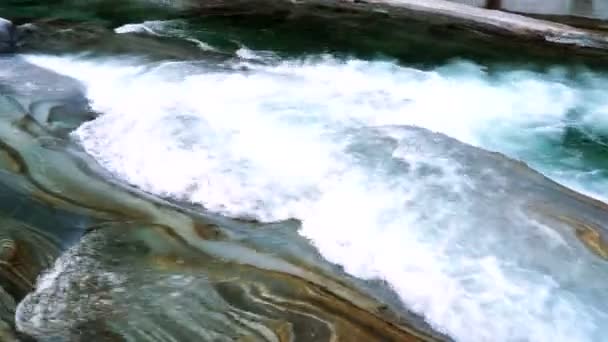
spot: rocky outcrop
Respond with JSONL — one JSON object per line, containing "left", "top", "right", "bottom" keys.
{"left": 0, "top": 18, "right": 15, "bottom": 53}
{"left": 338, "top": 0, "right": 608, "bottom": 48}
{"left": 16, "top": 223, "right": 442, "bottom": 341}
{"left": 0, "top": 56, "right": 95, "bottom": 135}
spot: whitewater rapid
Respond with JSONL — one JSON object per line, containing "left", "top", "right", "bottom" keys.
{"left": 23, "top": 50, "right": 608, "bottom": 341}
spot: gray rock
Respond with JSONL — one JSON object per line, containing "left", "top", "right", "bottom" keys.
{"left": 0, "top": 18, "right": 15, "bottom": 53}
{"left": 0, "top": 56, "right": 95, "bottom": 134}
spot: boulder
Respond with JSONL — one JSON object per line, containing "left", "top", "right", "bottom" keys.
{"left": 0, "top": 56, "right": 95, "bottom": 134}
{"left": 0, "top": 18, "right": 15, "bottom": 53}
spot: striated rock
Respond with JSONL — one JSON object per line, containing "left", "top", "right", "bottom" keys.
{"left": 0, "top": 219, "right": 60, "bottom": 300}
{"left": 17, "top": 224, "right": 440, "bottom": 341}
{"left": 0, "top": 217, "right": 61, "bottom": 340}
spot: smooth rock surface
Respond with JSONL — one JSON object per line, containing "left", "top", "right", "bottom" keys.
{"left": 0, "top": 56, "right": 94, "bottom": 135}
{"left": 17, "top": 223, "right": 440, "bottom": 341}
{"left": 0, "top": 18, "right": 15, "bottom": 53}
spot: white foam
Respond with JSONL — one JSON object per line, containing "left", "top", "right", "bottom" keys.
{"left": 23, "top": 54, "right": 608, "bottom": 341}
{"left": 115, "top": 21, "right": 164, "bottom": 35}
{"left": 235, "top": 47, "right": 278, "bottom": 61}
{"left": 115, "top": 20, "right": 217, "bottom": 51}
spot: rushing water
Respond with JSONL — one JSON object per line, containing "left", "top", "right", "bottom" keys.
{"left": 9, "top": 17, "right": 606, "bottom": 341}
{"left": 3, "top": 3, "right": 608, "bottom": 341}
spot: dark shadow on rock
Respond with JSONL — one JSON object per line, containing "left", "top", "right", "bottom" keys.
{"left": 0, "top": 18, "right": 16, "bottom": 53}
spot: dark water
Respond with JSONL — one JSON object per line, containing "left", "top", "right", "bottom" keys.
{"left": 5, "top": 0, "right": 608, "bottom": 67}
{"left": 0, "top": 0, "right": 176, "bottom": 25}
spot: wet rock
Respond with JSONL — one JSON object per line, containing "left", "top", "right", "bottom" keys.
{"left": 0, "top": 57, "right": 95, "bottom": 134}
{"left": 0, "top": 222, "right": 60, "bottom": 301}
{"left": 0, "top": 321, "right": 19, "bottom": 342}
{"left": 0, "top": 286, "right": 16, "bottom": 331}
{"left": 16, "top": 224, "right": 440, "bottom": 341}
{"left": 0, "top": 218, "right": 60, "bottom": 340}
{"left": 328, "top": 0, "right": 608, "bottom": 51}
{"left": 0, "top": 18, "right": 15, "bottom": 53}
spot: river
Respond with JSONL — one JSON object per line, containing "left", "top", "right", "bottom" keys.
{"left": 1, "top": 2, "right": 608, "bottom": 341}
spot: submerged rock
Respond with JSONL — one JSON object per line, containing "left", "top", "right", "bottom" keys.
{"left": 16, "top": 20, "right": 230, "bottom": 61}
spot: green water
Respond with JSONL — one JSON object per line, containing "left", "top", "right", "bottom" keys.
{"left": 0, "top": 0, "right": 175, "bottom": 25}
